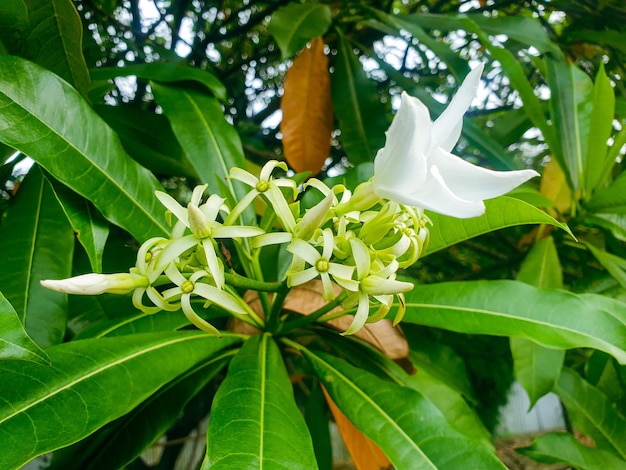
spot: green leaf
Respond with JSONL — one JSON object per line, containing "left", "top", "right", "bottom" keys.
{"left": 556, "top": 368, "right": 626, "bottom": 459}
{"left": 546, "top": 58, "right": 594, "bottom": 193}
{"left": 0, "top": 292, "right": 49, "bottom": 364}
{"left": 302, "top": 348, "right": 506, "bottom": 469}
{"left": 90, "top": 62, "right": 227, "bottom": 102}
{"left": 512, "top": 236, "right": 565, "bottom": 406}
{"left": 151, "top": 82, "right": 248, "bottom": 201}
{"left": 586, "top": 213, "right": 626, "bottom": 243}
{"left": 517, "top": 236, "right": 563, "bottom": 289}
{"left": 0, "top": 166, "right": 74, "bottom": 348}
{"left": 584, "top": 63, "right": 616, "bottom": 196}
{"left": 206, "top": 334, "right": 317, "bottom": 469}
{"left": 402, "top": 280, "right": 626, "bottom": 364}
{"left": 518, "top": 432, "right": 626, "bottom": 469}
{"left": 586, "top": 243, "right": 626, "bottom": 289}
{"left": 94, "top": 105, "right": 196, "bottom": 178}
{"left": 331, "top": 31, "right": 387, "bottom": 166}
{"left": 510, "top": 338, "right": 564, "bottom": 408}
{"left": 0, "top": 331, "right": 242, "bottom": 469}
{"left": 404, "top": 361, "right": 494, "bottom": 449}
{"left": 304, "top": 383, "right": 333, "bottom": 470}
{"left": 267, "top": 3, "right": 332, "bottom": 59}
{"left": 47, "top": 177, "right": 109, "bottom": 273}
{"left": 0, "top": 55, "right": 169, "bottom": 241}
{"left": 48, "top": 350, "right": 235, "bottom": 470}
{"left": 424, "top": 196, "right": 572, "bottom": 257}
{"left": 74, "top": 310, "right": 188, "bottom": 339}
{"left": 0, "top": 0, "right": 28, "bottom": 54}
{"left": 405, "top": 332, "right": 476, "bottom": 401}
{"left": 23, "top": 0, "right": 90, "bottom": 98}
{"left": 588, "top": 171, "right": 626, "bottom": 214}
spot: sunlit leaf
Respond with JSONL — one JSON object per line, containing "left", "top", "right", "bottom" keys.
{"left": 0, "top": 167, "right": 74, "bottom": 348}
{"left": 303, "top": 348, "right": 506, "bottom": 469}
{"left": 402, "top": 280, "right": 626, "bottom": 364}
{"left": 0, "top": 55, "right": 170, "bottom": 241}
{"left": 48, "top": 351, "right": 234, "bottom": 470}
{"left": 424, "top": 196, "right": 572, "bottom": 257}
{"left": 282, "top": 37, "right": 333, "bottom": 174}
{"left": 0, "top": 292, "right": 49, "bottom": 364}
{"left": 0, "top": 331, "right": 242, "bottom": 469}
{"left": 205, "top": 334, "right": 317, "bottom": 469}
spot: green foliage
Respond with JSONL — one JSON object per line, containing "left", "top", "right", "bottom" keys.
{"left": 1, "top": 0, "right": 626, "bottom": 468}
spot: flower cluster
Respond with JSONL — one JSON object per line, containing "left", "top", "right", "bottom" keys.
{"left": 41, "top": 65, "right": 539, "bottom": 336}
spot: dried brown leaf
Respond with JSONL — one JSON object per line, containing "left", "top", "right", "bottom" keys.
{"left": 281, "top": 37, "right": 333, "bottom": 174}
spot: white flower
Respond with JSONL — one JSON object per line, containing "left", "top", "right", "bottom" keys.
{"left": 41, "top": 273, "right": 148, "bottom": 295}
{"left": 372, "top": 64, "right": 539, "bottom": 218}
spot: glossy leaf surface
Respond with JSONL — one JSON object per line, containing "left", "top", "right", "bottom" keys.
{"left": 48, "top": 351, "right": 235, "bottom": 470}
{"left": 0, "top": 331, "right": 242, "bottom": 469}
{"left": 0, "top": 167, "right": 74, "bottom": 348}
{"left": 206, "top": 334, "right": 317, "bottom": 469}
{"left": 303, "top": 348, "right": 506, "bottom": 469}
{"left": 0, "top": 292, "right": 49, "bottom": 364}
{"left": 402, "top": 280, "right": 626, "bottom": 364}
{"left": 0, "top": 55, "right": 169, "bottom": 241}
{"left": 424, "top": 196, "right": 571, "bottom": 256}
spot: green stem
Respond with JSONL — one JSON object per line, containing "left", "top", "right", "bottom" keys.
{"left": 224, "top": 271, "right": 283, "bottom": 292}
{"left": 279, "top": 291, "right": 348, "bottom": 333}
{"left": 265, "top": 280, "right": 290, "bottom": 332}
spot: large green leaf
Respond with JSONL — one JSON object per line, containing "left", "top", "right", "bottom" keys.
{"left": 23, "top": 0, "right": 90, "bottom": 98}
{"left": 205, "top": 334, "right": 317, "bottom": 469}
{"left": 518, "top": 432, "right": 626, "bottom": 469}
{"left": 586, "top": 243, "right": 626, "bottom": 290}
{"left": 584, "top": 63, "right": 616, "bottom": 196}
{"left": 0, "top": 331, "right": 242, "bottom": 469}
{"left": 267, "top": 3, "right": 332, "bottom": 59}
{"left": 0, "top": 55, "right": 169, "bottom": 241}
{"left": 151, "top": 82, "right": 248, "bottom": 201}
{"left": 90, "top": 62, "right": 227, "bottom": 102}
{"left": 588, "top": 171, "right": 626, "bottom": 214}
{"left": 47, "top": 176, "right": 109, "bottom": 273}
{"left": 402, "top": 280, "right": 626, "bottom": 364}
{"left": 424, "top": 196, "right": 571, "bottom": 256}
{"left": 546, "top": 58, "right": 594, "bottom": 193}
{"left": 512, "top": 236, "right": 565, "bottom": 407}
{"left": 48, "top": 350, "right": 235, "bottom": 470}
{"left": 0, "top": 292, "right": 49, "bottom": 364}
{"left": 556, "top": 368, "right": 626, "bottom": 459}
{"left": 0, "top": 166, "right": 74, "bottom": 348}
{"left": 301, "top": 348, "right": 505, "bottom": 469}
{"left": 331, "top": 32, "right": 387, "bottom": 166}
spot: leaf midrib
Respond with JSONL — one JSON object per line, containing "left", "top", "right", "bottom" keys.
{"left": 0, "top": 333, "right": 210, "bottom": 426}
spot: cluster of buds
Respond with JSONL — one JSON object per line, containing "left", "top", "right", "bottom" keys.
{"left": 42, "top": 65, "right": 540, "bottom": 335}
{"left": 42, "top": 161, "right": 430, "bottom": 336}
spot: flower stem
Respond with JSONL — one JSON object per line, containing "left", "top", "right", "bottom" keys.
{"left": 279, "top": 291, "right": 348, "bottom": 333}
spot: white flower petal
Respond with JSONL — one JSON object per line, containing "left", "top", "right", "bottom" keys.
{"left": 288, "top": 238, "right": 322, "bottom": 266}
{"left": 230, "top": 167, "right": 259, "bottom": 187}
{"left": 431, "top": 64, "right": 483, "bottom": 152}
{"left": 342, "top": 293, "right": 370, "bottom": 336}
{"left": 193, "top": 283, "right": 248, "bottom": 316}
{"left": 287, "top": 267, "right": 319, "bottom": 287}
{"left": 155, "top": 191, "right": 189, "bottom": 228}
{"left": 203, "top": 239, "right": 224, "bottom": 289}
{"left": 429, "top": 146, "right": 540, "bottom": 201}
